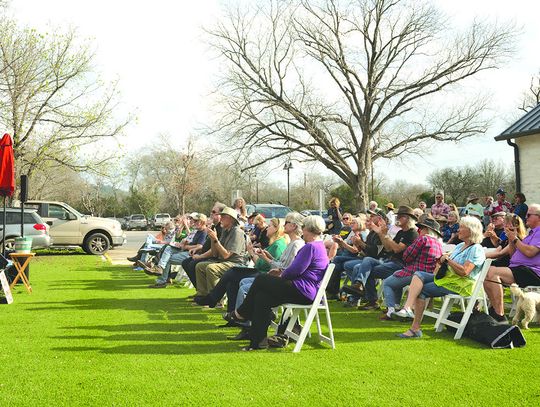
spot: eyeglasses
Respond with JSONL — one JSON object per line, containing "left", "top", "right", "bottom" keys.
{"left": 526, "top": 213, "right": 539, "bottom": 218}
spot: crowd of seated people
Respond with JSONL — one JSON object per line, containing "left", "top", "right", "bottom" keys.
{"left": 325, "top": 190, "right": 539, "bottom": 332}
{"left": 126, "top": 190, "right": 538, "bottom": 349}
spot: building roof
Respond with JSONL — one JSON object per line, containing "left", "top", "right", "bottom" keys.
{"left": 495, "top": 103, "right": 540, "bottom": 141}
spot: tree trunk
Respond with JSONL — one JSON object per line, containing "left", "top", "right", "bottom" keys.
{"left": 351, "top": 175, "right": 369, "bottom": 213}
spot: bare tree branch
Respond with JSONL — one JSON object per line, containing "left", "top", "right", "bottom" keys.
{"left": 206, "top": 0, "right": 516, "bottom": 210}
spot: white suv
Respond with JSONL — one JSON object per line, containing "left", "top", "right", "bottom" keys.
{"left": 24, "top": 200, "right": 126, "bottom": 255}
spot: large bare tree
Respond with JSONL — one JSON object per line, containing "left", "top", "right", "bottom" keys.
{"left": 208, "top": 0, "right": 516, "bottom": 210}
{"left": 0, "top": 19, "right": 129, "bottom": 182}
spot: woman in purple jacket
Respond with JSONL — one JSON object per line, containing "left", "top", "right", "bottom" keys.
{"left": 228, "top": 215, "right": 329, "bottom": 351}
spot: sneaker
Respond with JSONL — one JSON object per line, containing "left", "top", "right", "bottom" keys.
{"left": 358, "top": 301, "right": 380, "bottom": 311}
{"left": 392, "top": 308, "right": 415, "bottom": 319}
{"left": 138, "top": 260, "right": 163, "bottom": 276}
{"left": 127, "top": 256, "right": 138, "bottom": 262}
{"left": 133, "top": 267, "right": 143, "bottom": 271}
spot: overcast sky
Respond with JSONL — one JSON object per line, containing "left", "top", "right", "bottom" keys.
{"left": 7, "top": 0, "right": 540, "bottom": 188}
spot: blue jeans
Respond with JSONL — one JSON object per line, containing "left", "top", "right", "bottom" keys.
{"left": 352, "top": 257, "right": 402, "bottom": 302}
{"left": 413, "top": 271, "right": 456, "bottom": 299}
{"left": 236, "top": 277, "right": 256, "bottom": 310}
{"left": 383, "top": 273, "right": 413, "bottom": 308}
{"left": 343, "top": 259, "right": 364, "bottom": 281}
{"left": 156, "top": 249, "right": 191, "bottom": 284}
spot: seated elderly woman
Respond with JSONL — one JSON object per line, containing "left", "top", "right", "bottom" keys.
{"left": 194, "top": 217, "right": 288, "bottom": 308}
{"left": 226, "top": 213, "right": 306, "bottom": 338}
{"left": 380, "top": 217, "right": 442, "bottom": 320}
{"left": 234, "top": 212, "right": 306, "bottom": 310}
{"left": 396, "top": 216, "right": 486, "bottom": 338}
{"left": 484, "top": 203, "right": 540, "bottom": 322}
{"left": 225, "top": 215, "right": 329, "bottom": 351}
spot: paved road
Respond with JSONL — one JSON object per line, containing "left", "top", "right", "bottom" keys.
{"left": 106, "top": 230, "right": 147, "bottom": 265}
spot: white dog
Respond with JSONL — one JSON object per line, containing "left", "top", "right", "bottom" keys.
{"left": 510, "top": 284, "right": 540, "bottom": 329}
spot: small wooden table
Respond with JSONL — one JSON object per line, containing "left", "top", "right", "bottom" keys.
{"left": 8, "top": 252, "right": 35, "bottom": 294}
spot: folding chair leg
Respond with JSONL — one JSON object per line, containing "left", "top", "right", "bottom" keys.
{"left": 293, "top": 306, "right": 320, "bottom": 353}
{"left": 455, "top": 299, "right": 476, "bottom": 339}
{"left": 324, "top": 302, "right": 335, "bottom": 349}
{"left": 435, "top": 298, "right": 454, "bottom": 332}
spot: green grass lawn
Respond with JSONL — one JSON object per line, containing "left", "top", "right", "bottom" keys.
{"left": 1, "top": 255, "right": 539, "bottom": 406}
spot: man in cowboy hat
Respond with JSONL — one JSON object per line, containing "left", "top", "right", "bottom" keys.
{"left": 194, "top": 206, "right": 248, "bottom": 301}
{"left": 350, "top": 205, "right": 419, "bottom": 310}
{"left": 431, "top": 192, "right": 450, "bottom": 218}
{"left": 465, "top": 193, "right": 484, "bottom": 218}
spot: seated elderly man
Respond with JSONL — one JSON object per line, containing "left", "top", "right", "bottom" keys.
{"left": 181, "top": 202, "right": 225, "bottom": 289}
{"left": 484, "top": 203, "right": 540, "bottom": 322}
{"left": 194, "top": 206, "right": 248, "bottom": 299}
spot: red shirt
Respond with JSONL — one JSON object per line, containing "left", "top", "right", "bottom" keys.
{"left": 394, "top": 235, "right": 442, "bottom": 277}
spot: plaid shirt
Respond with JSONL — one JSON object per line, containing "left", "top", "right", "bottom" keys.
{"left": 394, "top": 235, "right": 442, "bottom": 277}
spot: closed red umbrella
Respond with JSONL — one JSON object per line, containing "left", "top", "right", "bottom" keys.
{"left": 0, "top": 133, "right": 15, "bottom": 254}
{"left": 0, "top": 133, "right": 15, "bottom": 197}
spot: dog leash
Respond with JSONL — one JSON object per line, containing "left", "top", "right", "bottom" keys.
{"left": 484, "top": 278, "right": 507, "bottom": 286}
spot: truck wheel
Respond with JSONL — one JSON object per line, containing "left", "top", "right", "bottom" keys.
{"left": 83, "top": 233, "right": 111, "bottom": 255}
{"left": 3, "top": 237, "right": 15, "bottom": 251}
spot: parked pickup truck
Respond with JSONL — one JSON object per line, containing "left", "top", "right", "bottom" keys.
{"left": 24, "top": 200, "right": 126, "bottom": 255}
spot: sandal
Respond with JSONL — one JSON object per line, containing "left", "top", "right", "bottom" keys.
{"left": 397, "top": 329, "right": 423, "bottom": 339}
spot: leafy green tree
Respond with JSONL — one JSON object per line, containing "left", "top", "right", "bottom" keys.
{"left": 0, "top": 19, "right": 129, "bottom": 184}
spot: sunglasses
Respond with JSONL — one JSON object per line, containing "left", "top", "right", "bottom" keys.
{"left": 211, "top": 210, "right": 220, "bottom": 214}
{"left": 343, "top": 217, "right": 350, "bottom": 220}
{"left": 526, "top": 213, "right": 539, "bottom": 218}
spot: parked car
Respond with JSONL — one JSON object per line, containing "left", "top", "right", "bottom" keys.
{"left": 24, "top": 200, "right": 126, "bottom": 255}
{"left": 149, "top": 213, "right": 171, "bottom": 229}
{"left": 300, "top": 209, "right": 328, "bottom": 220}
{"left": 126, "top": 214, "right": 148, "bottom": 231}
{"left": 246, "top": 204, "right": 293, "bottom": 223}
{"left": 0, "top": 208, "right": 52, "bottom": 250}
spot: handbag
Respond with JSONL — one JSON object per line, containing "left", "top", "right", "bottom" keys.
{"left": 433, "top": 264, "right": 474, "bottom": 296}
{"left": 434, "top": 262, "right": 449, "bottom": 280}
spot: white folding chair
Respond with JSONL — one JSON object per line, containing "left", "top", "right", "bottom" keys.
{"left": 279, "top": 264, "right": 335, "bottom": 353}
{"left": 433, "top": 259, "right": 493, "bottom": 339}
{"left": 172, "top": 265, "right": 194, "bottom": 288}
